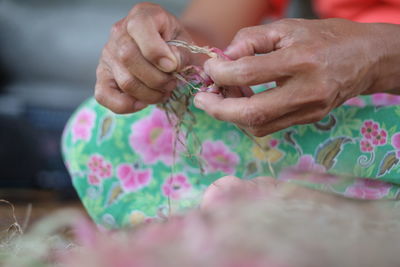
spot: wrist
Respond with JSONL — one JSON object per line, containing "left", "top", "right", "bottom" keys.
{"left": 365, "top": 23, "right": 400, "bottom": 95}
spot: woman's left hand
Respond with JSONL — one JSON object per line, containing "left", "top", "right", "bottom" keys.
{"left": 194, "top": 18, "right": 400, "bottom": 136}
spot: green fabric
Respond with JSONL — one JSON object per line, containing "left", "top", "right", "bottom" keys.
{"left": 62, "top": 94, "right": 400, "bottom": 228}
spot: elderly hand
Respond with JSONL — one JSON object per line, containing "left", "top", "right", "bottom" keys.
{"left": 194, "top": 18, "right": 400, "bottom": 136}
{"left": 95, "top": 3, "right": 192, "bottom": 114}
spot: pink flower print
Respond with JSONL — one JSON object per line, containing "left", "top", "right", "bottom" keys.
{"left": 88, "top": 173, "right": 100, "bottom": 186}
{"left": 98, "top": 162, "right": 112, "bottom": 178}
{"left": 371, "top": 129, "right": 387, "bottom": 146}
{"left": 360, "top": 120, "right": 379, "bottom": 139}
{"left": 344, "top": 179, "right": 392, "bottom": 200}
{"left": 360, "top": 139, "right": 374, "bottom": 152}
{"left": 130, "top": 109, "right": 180, "bottom": 166}
{"left": 162, "top": 174, "right": 191, "bottom": 200}
{"left": 87, "top": 154, "right": 113, "bottom": 186}
{"left": 88, "top": 154, "right": 103, "bottom": 173}
{"left": 200, "top": 140, "right": 239, "bottom": 174}
{"left": 87, "top": 154, "right": 113, "bottom": 179}
{"left": 343, "top": 97, "right": 366, "bottom": 107}
{"left": 72, "top": 108, "right": 96, "bottom": 142}
{"left": 372, "top": 93, "right": 400, "bottom": 107}
{"left": 268, "top": 139, "right": 279, "bottom": 148}
{"left": 391, "top": 133, "right": 400, "bottom": 150}
{"left": 117, "top": 164, "right": 152, "bottom": 192}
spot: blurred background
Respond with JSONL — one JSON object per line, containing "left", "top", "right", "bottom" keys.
{"left": 0, "top": 0, "right": 313, "bottom": 223}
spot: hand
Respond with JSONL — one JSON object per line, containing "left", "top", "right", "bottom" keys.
{"left": 194, "top": 19, "right": 397, "bottom": 136}
{"left": 95, "top": 3, "right": 192, "bottom": 114}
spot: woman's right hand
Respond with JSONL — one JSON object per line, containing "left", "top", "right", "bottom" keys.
{"left": 95, "top": 3, "right": 192, "bottom": 114}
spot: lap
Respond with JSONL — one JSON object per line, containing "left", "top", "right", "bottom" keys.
{"left": 62, "top": 95, "right": 400, "bottom": 227}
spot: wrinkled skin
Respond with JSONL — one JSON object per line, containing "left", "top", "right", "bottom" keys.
{"left": 95, "top": 2, "right": 400, "bottom": 135}
{"left": 95, "top": 2, "right": 251, "bottom": 114}
{"left": 195, "top": 19, "right": 400, "bottom": 136}
{"left": 95, "top": 3, "right": 193, "bottom": 114}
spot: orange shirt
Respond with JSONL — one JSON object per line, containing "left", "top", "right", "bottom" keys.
{"left": 270, "top": 0, "right": 400, "bottom": 24}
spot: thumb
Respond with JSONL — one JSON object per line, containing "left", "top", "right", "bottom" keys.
{"left": 194, "top": 92, "right": 248, "bottom": 123}
{"left": 168, "top": 38, "right": 194, "bottom": 71}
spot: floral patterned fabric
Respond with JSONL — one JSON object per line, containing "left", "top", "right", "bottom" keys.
{"left": 62, "top": 93, "right": 400, "bottom": 228}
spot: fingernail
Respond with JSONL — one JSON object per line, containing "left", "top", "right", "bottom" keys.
{"left": 134, "top": 101, "right": 147, "bottom": 111}
{"left": 158, "top": 57, "right": 176, "bottom": 72}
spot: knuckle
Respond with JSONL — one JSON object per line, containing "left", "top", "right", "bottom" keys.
{"left": 110, "top": 19, "right": 124, "bottom": 36}
{"left": 240, "top": 104, "right": 264, "bottom": 127}
{"left": 119, "top": 76, "right": 138, "bottom": 93}
{"left": 293, "top": 52, "right": 320, "bottom": 72}
{"left": 236, "top": 27, "right": 252, "bottom": 39}
{"left": 117, "top": 43, "right": 136, "bottom": 66}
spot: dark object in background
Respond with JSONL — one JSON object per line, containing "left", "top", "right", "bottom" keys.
{"left": 0, "top": 115, "right": 42, "bottom": 188}
{"left": 0, "top": 0, "right": 186, "bottom": 200}
{"left": 287, "top": 0, "right": 316, "bottom": 19}
{"left": 24, "top": 105, "right": 76, "bottom": 199}
{"left": 0, "top": 107, "right": 78, "bottom": 200}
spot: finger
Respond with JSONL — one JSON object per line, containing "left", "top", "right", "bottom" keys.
{"left": 204, "top": 49, "right": 296, "bottom": 86}
{"left": 103, "top": 53, "right": 166, "bottom": 104}
{"left": 224, "top": 24, "right": 284, "bottom": 59}
{"left": 95, "top": 64, "right": 147, "bottom": 114}
{"left": 114, "top": 34, "right": 177, "bottom": 92}
{"left": 193, "top": 85, "right": 297, "bottom": 126}
{"left": 127, "top": 4, "right": 182, "bottom": 72}
{"left": 243, "top": 102, "right": 330, "bottom": 136}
